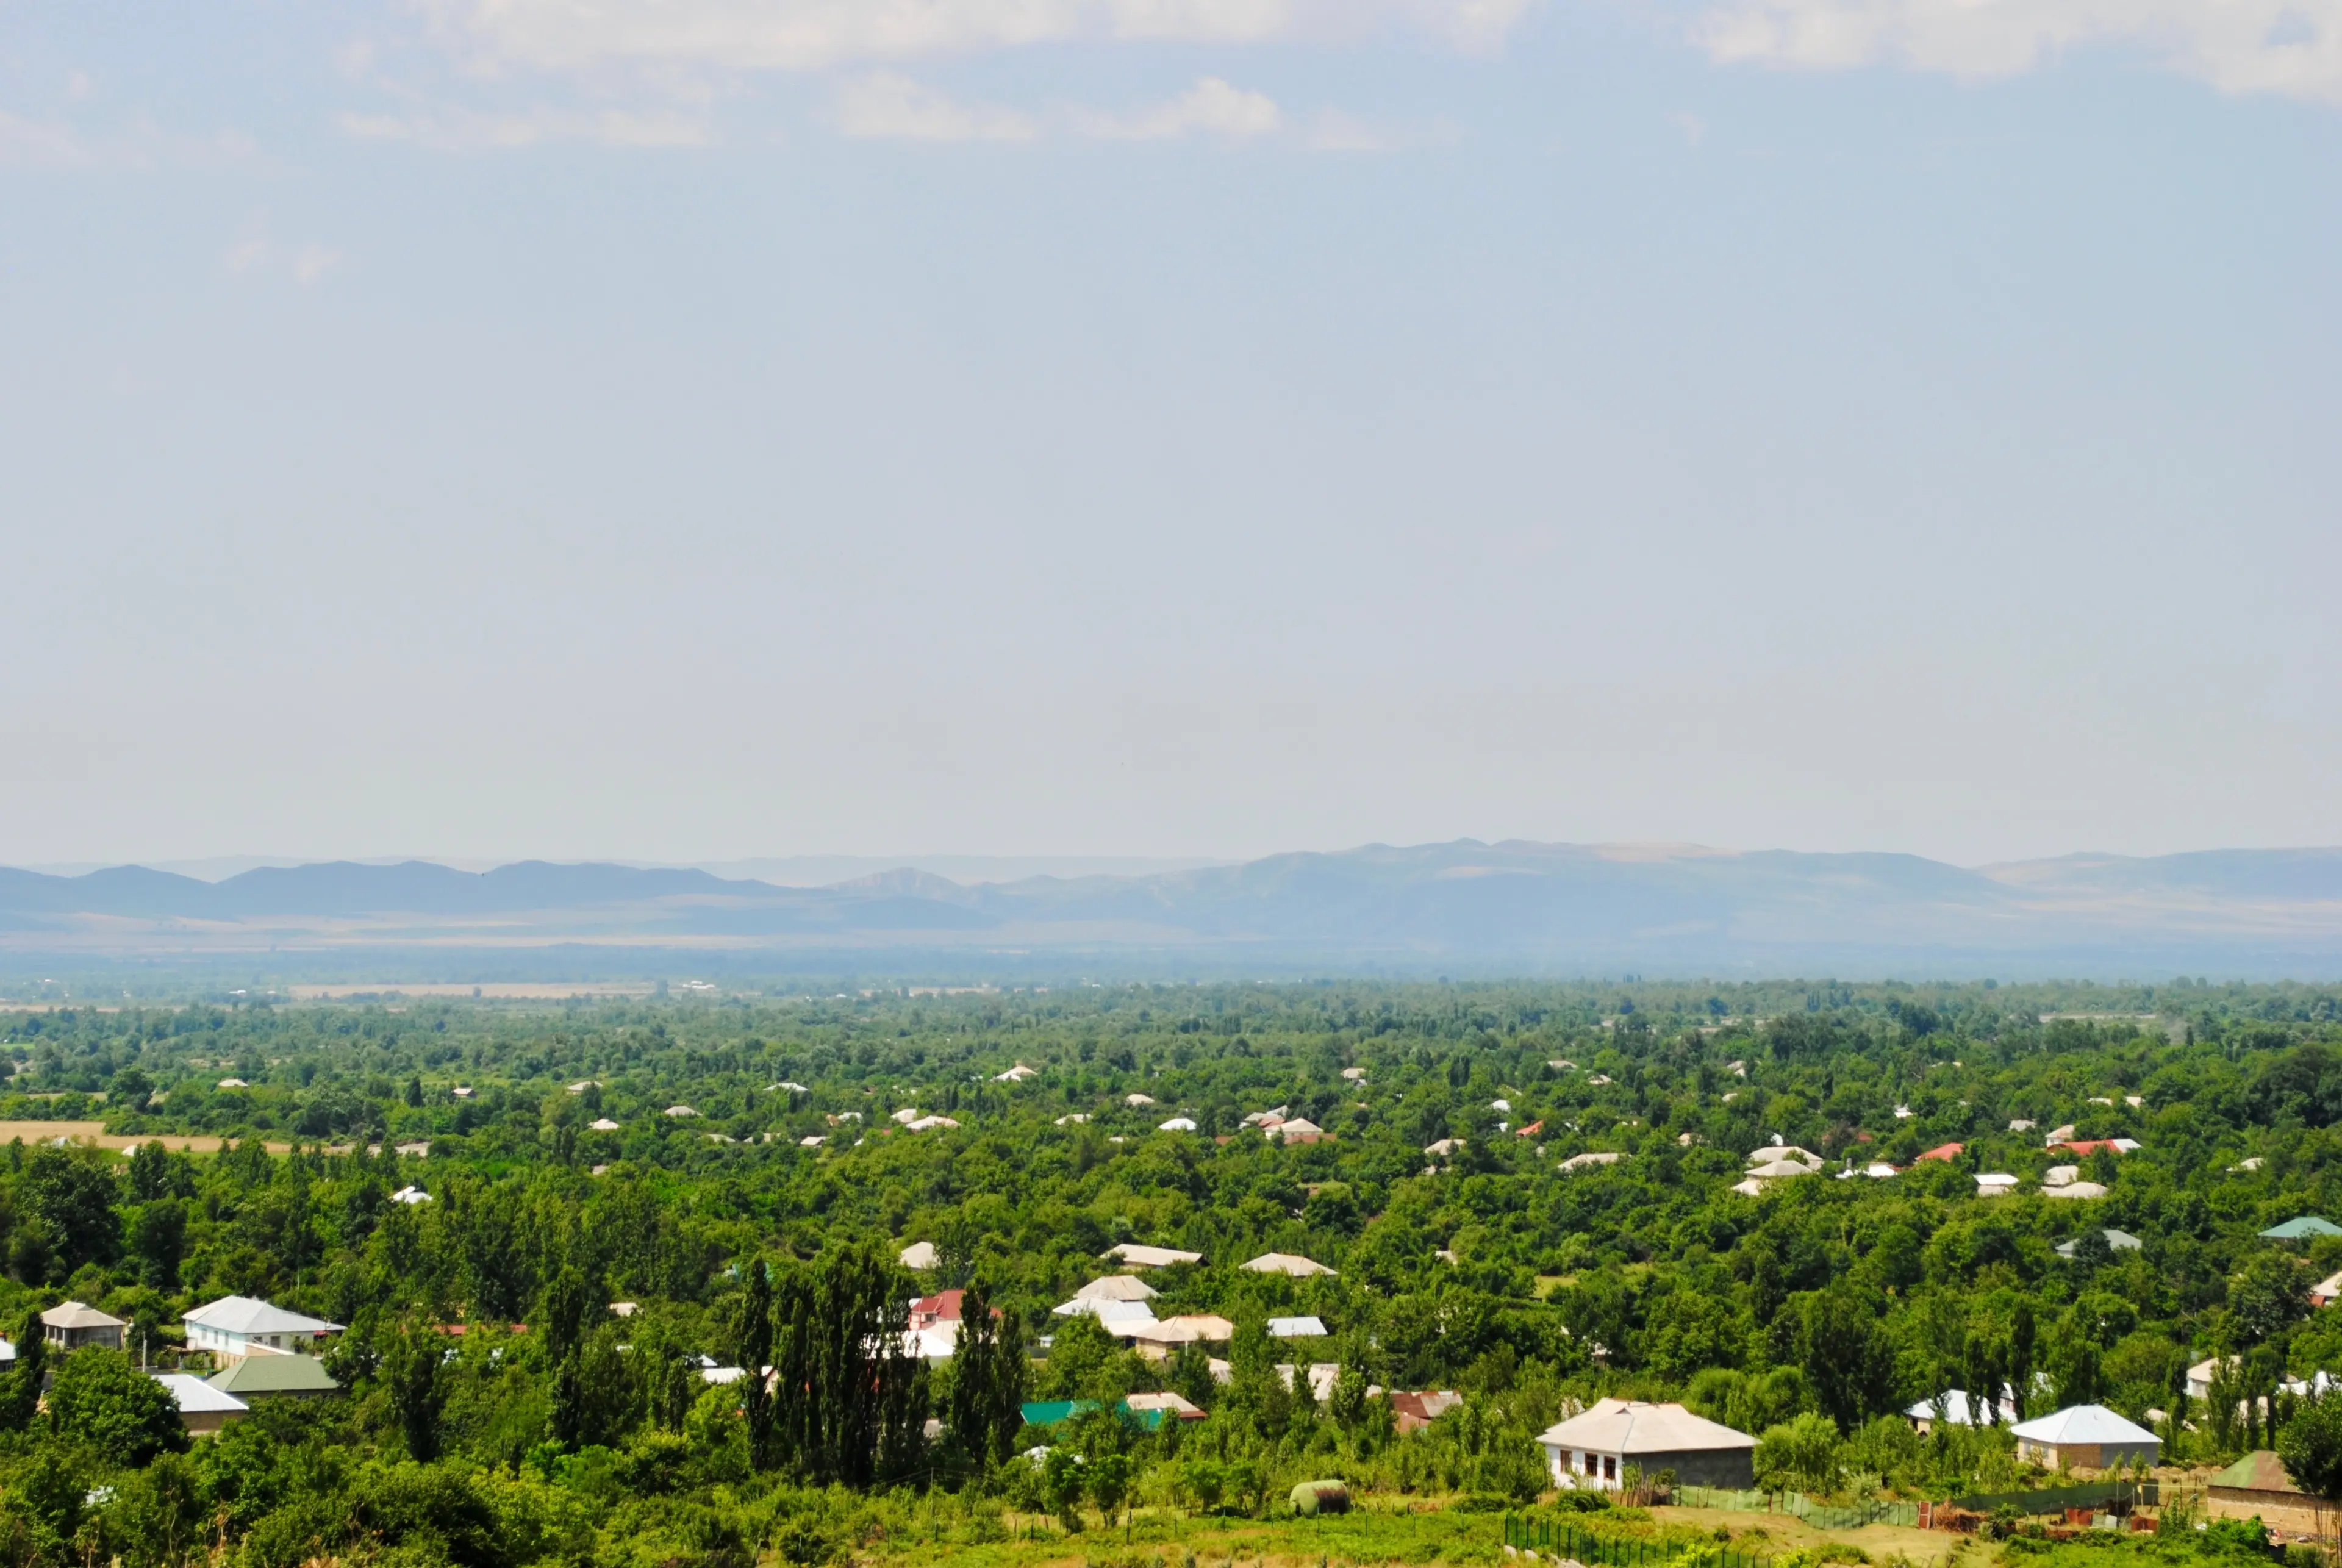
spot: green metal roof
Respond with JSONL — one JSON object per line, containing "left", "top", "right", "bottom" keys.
{"left": 2259, "top": 1217, "right": 2342, "bottom": 1239}
{"left": 2208, "top": 1452, "right": 2299, "bottom": 1494}
{"left": 1019, "top": 1399, "right": 1098, "bottom": 1427}
{"left": 206, "top": 1355, "right": 342, "bottom": 1396}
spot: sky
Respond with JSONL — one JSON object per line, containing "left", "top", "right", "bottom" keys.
{"left": 1, "top": 0, "right": 2337, "bottom": 872}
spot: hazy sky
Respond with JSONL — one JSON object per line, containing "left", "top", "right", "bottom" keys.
{"left": 2, "top": 0, "right": 2336, "bottom": 870}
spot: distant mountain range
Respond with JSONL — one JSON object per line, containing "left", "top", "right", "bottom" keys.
{"left": 2, "top": 841, "right": 2341, "bottom": 977}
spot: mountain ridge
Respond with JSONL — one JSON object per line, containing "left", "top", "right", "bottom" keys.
{"left": 0, "top": 840, "right": 2338, "bottom": 971}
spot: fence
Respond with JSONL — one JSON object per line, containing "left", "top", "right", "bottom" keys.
{"left": 1674, "top": 1489, "right": 1922, "bottom": 1530}
{"left": 1949, "top": 1481, "right": 2159, "bottom": 1517}
{"left": 1503, "top": 1514, "right": 1766, "bottom": 1568}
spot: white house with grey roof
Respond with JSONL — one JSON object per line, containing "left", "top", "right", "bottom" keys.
{"left": 182, "top": 1297, "right": 343, "bottom": 1365}
{"left": 2007, "top": 1404, "right": 2160, "bottom": 1470}
{"left": 1536, "top": 1398, "right": 1757, "bottom": 1489}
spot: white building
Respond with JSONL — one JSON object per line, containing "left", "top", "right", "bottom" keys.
{"left": 1536, "top": 1399, "right": 1756, "bottom": 1489}
{"left": 182, "top": 1297, "right": 343, "bottom": 1365}
{"left": 2008, "top": 1405, "right": 2160, "bottom": 1470}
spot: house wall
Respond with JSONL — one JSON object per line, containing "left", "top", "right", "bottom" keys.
{"left": 1542, "top": 1446, "right": 1755, "bottom": 1491}
{"left": 2207, "top": 1488, "right": 2333, "bottom": 1540}
{"left": 2019, "top": 1440, "right": 2160, "bottom": 1471}
{"left": 179, "top": 1409, "right": 240, "bottom": 1434}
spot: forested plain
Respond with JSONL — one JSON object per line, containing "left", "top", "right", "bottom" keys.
{"left": 5, "top": 977, "right": 2342, "bottom": 1568}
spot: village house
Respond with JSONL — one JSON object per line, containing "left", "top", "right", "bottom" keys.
{"left": 182, "top": 1297, "right": 344, "bottom": 1364}
{"left": 1536, "top": 1399, "right": 1757, "bottom": 1490}
{"left": 2007, "top": 1404, "right": 2161, "bottom": 1470}
{"left": 2205, "top": 1452, "right": 2333, "bottom": 1540}
{"left": 42, "top": 1302, "right": 126, "bottom": 1352}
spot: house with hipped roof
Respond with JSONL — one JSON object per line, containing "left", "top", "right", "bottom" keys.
{"left": 1536, "top": 1399, "right": 1756, "bottom": 1489}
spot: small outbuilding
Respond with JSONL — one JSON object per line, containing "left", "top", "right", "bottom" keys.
{"left": 2007, "top": 1403, "right": 2160, "bottom": 1470}
{"left": 1536, "top": 1398, "right": 1757, "bottom": 1490}
{"left": 2056, "top": 1228, "right": 2143, "bottom": 1259}
{"left": 206, "top": 1353, "right": 342, "bottom": 1402}
{"left": 153, "top": 1372, "right": 248, "bottom": 1434}
{"left": 2205, "top": 1451, "right": 2333, "bottom": 1539}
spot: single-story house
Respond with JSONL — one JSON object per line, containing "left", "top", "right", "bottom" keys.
{"left": 2056, "top": 1229, "right": 2143, "bottom": 1259}
{"left": 2312, "top": 1270, "right": 2342, "bottom": 1307}
{"left": 1072, "top": 1276, "right": 1158, "bottom": 1307}
{"left": 1278, "top": 1362, "right": 1341, "bottom": 1403}
{"left": 1905, "top": 1389, "right": 2016, "bottom": 1433}
{"left": 2043, "top": 1182, "right": 2110, "bottom": 1200}
{"left": 2008, "top": 1404, "right": 2160, "bottom": 1470}
{"left": 1242, "top": 1253, "right": 1336, "bottom": 1278}
{"left": 2206, "top": 1451, "right": 2333, "bottom": 1539}
{"left": 1915, "top": 1143, "right": 1966, "bottom": 1164}
{"left": 898, "top": 1241, "right": 940, "bottom": 1270}
{"left": 183, "top": 1297, "right": 344, "bottom": 1364}
{"left": 1269, "top": 1316, "right": 1328, "bottom": 1339}
{"left": 42, "top": 1302, "right": 126, "bottom": 1351}
{"left": 1106, "top": 1243, "right": 1203, "bottom": 1268}
{"left": 1123, "top": 1313, "right": 1234, "bottom": 1349}
{"left": 1746, "top": 1145, "right": 1821, "bottom": 1170}
{"left": 2262, "top": 1217, "right": 2342, "bottom": 1242}
{"left": 153, "top": 1372, "right": 248, "bottom": 1434}
{"left": 2052, "top": 1139, "right": 2141, "bottom": 1158}
{"left": 207, "top": 1353, "right": 342, "bottom": 1402}
{"left": 1561, "top": 1151, "right": 1622, "bottom": 1172}
{"left": 1122, "top": 1391, "right": 1207, "bottom": 1423}
{"left": 1388, "top": 1390, "right": 1462, "bottom": 1433}
{"left": 1536, "top": 1399, "right": 1758, "bottom": 1490}
{"left": 909, "top": 1290, "right": 967, "bottom": 1331}
{"left": 1975, "top": 1173, "right": 2019, "bottom": 1197}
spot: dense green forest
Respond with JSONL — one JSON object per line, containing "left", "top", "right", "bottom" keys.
{"left": 5, "top": 977, "right": 2342, "bottom": 1568}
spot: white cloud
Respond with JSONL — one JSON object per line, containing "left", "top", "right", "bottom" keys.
{"left": 0, "top": 111, "right": 92, "bottom": 168}
{"left": 0, "top": 111, "right": 251, "bottom": 170}
{"left": 292, "top": 245, "right": 343, "bottom": 285}
{"left": 1693, "top": 0, "right": 2342, "bottom": 102}
{"left": 223, "top": 223, "right": 343, "bottom": 285}
{"left": 1072, "top": 77, "right": 1281, "bottom": 140}
{"left": 410, "top": 0, "right": 1534, "bottom": 74}
{"left": 337, "top": 105, "right": 717, "bottom": 151}
{"left": 829, "top": 72, "right": 1040, "bottom": 141}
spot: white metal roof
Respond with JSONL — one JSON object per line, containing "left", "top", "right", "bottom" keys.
{"left": 183, "top": 1297, "right": 344, "bottom": 1336}
{"left": 1074, "top": 1275, "right": 1158, "bottom": 1303}
{"left": 1536, "top": 1398, "right": 1756, "bottom": 1455}
{"left": 1107, "top": 1243, "right": 1203, "bottom": 1267}
{"left": 1905, "top": 1389, "right": 2016, "bottom": 1426}
{"left": 1242, "top": 1252, "right": 1336, "bottom": 1278}
{"left": 2008, "top": 1403, "right": 2159, "bottom": 1445}
{"left": 1268, "top": 1316, "right": 1329, "bottom": 1337}
{"left": 42, "top": 1301, "right": 126, "bottom": 1330}
{"left": 153, "top": 1373, "right": 248, "bottom": 1415}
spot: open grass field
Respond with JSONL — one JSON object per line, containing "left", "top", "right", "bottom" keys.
{"left": 1651, "top": 1507, "right": 1968, "bottom": 1567}
{"left": 859, "top": 1504, "right": 1513, "bottom": 1568}
{"left": 0, "top": 1119, "right": 290, "bottom": 1153}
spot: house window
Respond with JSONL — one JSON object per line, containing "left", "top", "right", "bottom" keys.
{"left": 1603, "top": 1456, "right": 1617, "bottom": 1482}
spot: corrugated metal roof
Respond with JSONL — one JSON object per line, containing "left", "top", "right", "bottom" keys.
{"left": 2209, "top": 1452, "right": 2300, "bottom": 1494}
{"left": 2008, "top": 1403, "right": 2160, "bottom": 1445}
{"left": 154, "top": 1373, "right": 248, "bottom": 1415}
{"left": 183, "top": 1296, "right": 343, "bottom": 1336}
{"left": 207, "top": 1355, "right": 342, "bottom": 1395}
{"left": 1536, "top": 1398, "right": 1756, "bottom": 1455}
